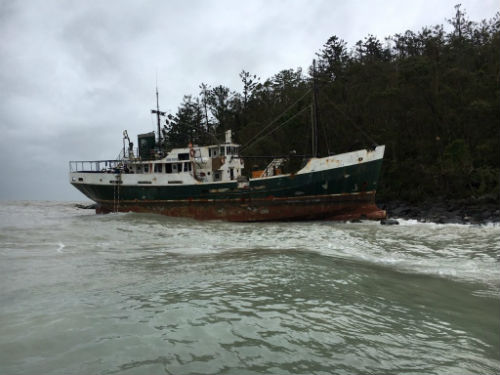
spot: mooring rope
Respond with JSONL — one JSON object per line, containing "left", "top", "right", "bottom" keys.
{"left": 240, "top": 89, "right": 312, "bottom": 153}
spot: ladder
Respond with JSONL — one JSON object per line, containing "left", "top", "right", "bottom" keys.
{"left": 113, "top": 172, "right": 122, "bottom": 213}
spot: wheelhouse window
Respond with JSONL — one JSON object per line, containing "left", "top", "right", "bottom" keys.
{"left": 144, "top": 164, "right": 149, "bottom": 173}
{"left": 183, "top": 162, "right": 192, "bottom": 172}
{"left": 178, "top": 153, "right": 189, "bottom": 160}
{"left": 172, "top": 163, "right": 183, "bottom": 173}
{"left": 226, "top": 146, "right": 238, "bottom": 155}
{"left": 154, "top": 163, "right": 163, "bottom": 173}
{"left": 165, "top": 163, "right": 172, "bottom": 173}
{"left": 220, "top": 147, "right": 225, "bottom": 156}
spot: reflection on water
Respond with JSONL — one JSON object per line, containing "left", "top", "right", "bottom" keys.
{"left": 0, "top": 202, "right": 499, "bottom": 374}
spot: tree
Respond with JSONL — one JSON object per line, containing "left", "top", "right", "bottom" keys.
{"left": 199, "top": 83, "right": 212, "bottom": 134}
{"left": 239, "top": 70, "right": 259, "bottom": 110}
{"left": 207, "top": 85, "right": 231, "bottom": 133}
{"left": 167, "top": 95, "right": 205, "bottom": 148}
{"left": 316, "top": 35, "right": 348, "bottom": 81}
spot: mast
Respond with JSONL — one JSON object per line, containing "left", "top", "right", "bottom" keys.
{"left": 151, "top": 86, "right": 166, "bottom": 146}
{"left": 311, "top": 60, "right": 320, "bottom": 157}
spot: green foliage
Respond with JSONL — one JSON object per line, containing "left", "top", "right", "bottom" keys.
{"left": 470, "top": 166, "right": 499, "bottom": 195}
{"left": 164, "top": 5, "right": 499, "bottom": 202}
{"left": 166, "top": 95, "right": 207, "bottom": 148}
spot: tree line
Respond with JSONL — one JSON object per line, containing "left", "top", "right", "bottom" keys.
{"left": 164, "top": 5, "right": 499, "bottom": 203}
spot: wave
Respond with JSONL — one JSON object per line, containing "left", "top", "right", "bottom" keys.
{"left": 1, "top": 202, "right": 498, "bottom": 288}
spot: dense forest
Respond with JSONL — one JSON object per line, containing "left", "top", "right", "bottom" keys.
{"left": 164, "top": 5, "right": 499, "bottom": 203}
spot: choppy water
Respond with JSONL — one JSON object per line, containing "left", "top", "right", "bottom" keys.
{"left": 0, "top": 201, "right": 499, "bottom": 375}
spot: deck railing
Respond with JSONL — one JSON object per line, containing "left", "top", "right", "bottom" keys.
{"left": 69, "top": 160, "right": 125, "bottom": 173}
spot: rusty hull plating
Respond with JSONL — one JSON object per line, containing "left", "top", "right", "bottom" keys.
{"left": 95, "top": 191, "right": 386, "bottom": 222}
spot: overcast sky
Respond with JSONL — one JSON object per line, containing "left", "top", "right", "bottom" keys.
{"left": 1, "top": 0, "right": 497, "bottom": 201}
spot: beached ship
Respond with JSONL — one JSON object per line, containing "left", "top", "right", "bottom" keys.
{"left": 69, "top": 133, "right": 386, "bottom": 221}
{"left": 69, "top": 81, "right": 386, "bottom": 221}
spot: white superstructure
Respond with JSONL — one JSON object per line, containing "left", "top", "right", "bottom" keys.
{"left": 70, "top": 130, "right": 245, "bottom": 187}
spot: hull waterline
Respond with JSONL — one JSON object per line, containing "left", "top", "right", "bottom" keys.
{"left": 91, "top": 191, "right": 386, "bottom": 222}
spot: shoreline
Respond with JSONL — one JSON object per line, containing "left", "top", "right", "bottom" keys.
{"left": 378, "top": 196, "right": 499, "bottom": 225}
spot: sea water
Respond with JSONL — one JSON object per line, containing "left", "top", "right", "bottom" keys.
{"left": 0, "top": 201, "right": 498, "bottom": 374}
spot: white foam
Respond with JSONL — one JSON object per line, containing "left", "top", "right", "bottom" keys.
{"left": 396, "top": 218, "right": 500, "bottom": 228}
{"left": 56, "top": 242, "right": 65, "bottom": 253}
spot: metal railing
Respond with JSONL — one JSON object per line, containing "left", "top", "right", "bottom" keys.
{"left": 116, "top": 147, "right": 140, "bottom": 161}
{"left": 70, "top": 144, "right": 141, "bottom": 173}
{"left": 69, "top": 160, "right": 125, "bottom": 173}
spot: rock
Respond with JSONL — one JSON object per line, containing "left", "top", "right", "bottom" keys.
{"left": 476, "top": 194, "right": 498, "bottom": 204}
{"left": 406, "top": 208, "right": 421, "bottom": 218}
{"left": 378, "top": 198, "right": 499, "bottom": 224}
{"left": 75, "top": 203, "right": 97, "bottom": 209}
{"left": 436, "top": 215, "right": 456, "bottom": 224}
{"left": 390, "top": 206, "right": 407, "bottom": 216}
{"left": 381, "top": 218, "right": 399, "bottom": 225}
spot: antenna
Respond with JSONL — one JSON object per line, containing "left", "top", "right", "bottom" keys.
{"left": 151, "top": 81, "right": 166, "bottom": 145}
{"left": 311, "top": 60, "right": 319, "bottom": 157}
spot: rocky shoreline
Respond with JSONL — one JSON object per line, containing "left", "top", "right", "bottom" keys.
{"left": 379, "top": 195, "right": 499, "bottom": 225}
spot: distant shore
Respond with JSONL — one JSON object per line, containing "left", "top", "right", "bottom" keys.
{"left": 379, "top": 195, "right": 500, "bottom": 225}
